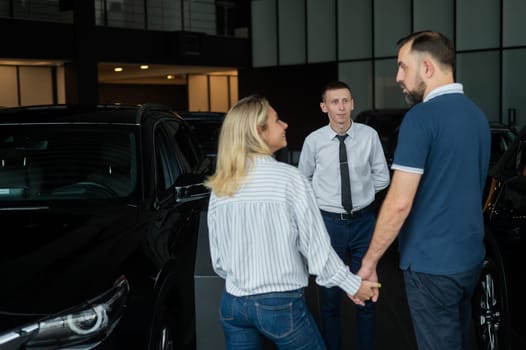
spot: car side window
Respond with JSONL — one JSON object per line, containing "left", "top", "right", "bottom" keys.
{"left": 154, "top": 119, "right": 203, "bottom": 192}
{"left": 164, "top": 121, "right": 203, "bottom": 173}
{"left": 155, "top": 124, "right": 181, "bottom": 192}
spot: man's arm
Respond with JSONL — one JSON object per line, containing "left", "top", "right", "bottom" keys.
{"left": 360, "top": 170, "right": 421, "bottom": 276}
{"left": 297, "top": 138, "right": 315, "bottom": 179}
{"left": 370, "top": 132, "right": 391, "bottom": 191}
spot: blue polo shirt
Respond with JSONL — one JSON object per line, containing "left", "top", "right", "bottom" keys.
{"left": 392, "top": 85, "right": 491, "bottom": 275}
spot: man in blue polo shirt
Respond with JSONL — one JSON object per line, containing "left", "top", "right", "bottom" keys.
{"left": 357, "top": 31, "right": 491, "bottom": 350}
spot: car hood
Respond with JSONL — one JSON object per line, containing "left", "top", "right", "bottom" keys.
{"left": 0, "top": 201, "right": 144, "bottom": 315}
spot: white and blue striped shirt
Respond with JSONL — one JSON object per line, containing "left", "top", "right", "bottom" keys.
{"left": 207, "top": 155, "right": 362, "bottom": 297}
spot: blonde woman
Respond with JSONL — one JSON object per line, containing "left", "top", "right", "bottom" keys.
{"left": 206, "top": 95, "right": 380, "bottom": 350}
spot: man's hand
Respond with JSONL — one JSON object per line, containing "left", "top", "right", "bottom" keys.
{"left": 348, "top": 279, "right": 381, "bottom": 305}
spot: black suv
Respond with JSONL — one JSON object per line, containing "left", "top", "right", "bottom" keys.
{"left": 475, "top": 124, "right": 526, "bottom": 350}
{"left": 0, "top": 104, "right": 210, "bottom": 349}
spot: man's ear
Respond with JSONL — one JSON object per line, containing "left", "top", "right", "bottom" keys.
{"left": 320, "top": 102, "right": 328, "bottom": 113}
{"left": 422, "top": 58, "right": 434, "bottom": 78}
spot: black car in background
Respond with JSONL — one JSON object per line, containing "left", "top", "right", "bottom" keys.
{"left": 354, "top": 109, "right": 517, "bottom": 169}
{"left": 179, "top": 111, "right": 295, "bottom": 168}
{"left": 0, "top": 104, "right": 210, "bottom": 349}
{"left": 475, "top": 125, "right": 526, "bottom": 350}
{"left": 354, "top": 109, "right": 407, "bottom": 166}
{"left": 177, "top": 111, "right": 225, "bottom": 170}
{"left": 355, "top": 109, "right": 517, "bottom": 203}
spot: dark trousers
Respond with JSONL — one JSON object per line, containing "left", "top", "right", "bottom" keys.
{"left": 320, "top": 211, "right": 376, "bottom": 350}
{"left": 403, "top": 264, "right": 483, "bottom": 350}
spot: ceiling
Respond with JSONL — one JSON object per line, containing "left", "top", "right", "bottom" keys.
{"left": 0, "top": 59, "right": 237, "bottom": 85}
{"left": 97, "top": 62, "right": 238, "bottom": 85}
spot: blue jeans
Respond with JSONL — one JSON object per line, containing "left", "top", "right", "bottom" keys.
{"left": 219, "top": 288, "right": 326, "bottom": 350}
{"left": 320, "top": 211, "right": 376, "bottom": 350}
{"left": 403, "top": 265, "right": 482, "bottom": 350}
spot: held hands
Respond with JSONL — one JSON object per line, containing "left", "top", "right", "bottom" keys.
{"left": 348, "top": 279, "right": 381, "bottom": 306}
{"left": 348, "top": 266, "right": 380, "bottom": 305}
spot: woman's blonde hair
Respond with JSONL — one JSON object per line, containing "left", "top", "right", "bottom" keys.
{"left": 205, "top": 95, "right": 273, "bottom": 196}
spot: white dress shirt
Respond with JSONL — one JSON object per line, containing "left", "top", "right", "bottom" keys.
{"left": 298, "top": 122, "right": 390, "bottom": 213}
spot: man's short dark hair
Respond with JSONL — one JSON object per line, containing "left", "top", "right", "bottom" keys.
{"left": 397, "top": 31, "right": 456, "bottom": 72}
{"left": 321, "top": 81, "right": 351, "bottom": 101}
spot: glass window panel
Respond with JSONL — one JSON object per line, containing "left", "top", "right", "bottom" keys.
{"left": 188, "top": 74, "right": 209, "bottom": 111}
{"left": 19, "top": 67, "right": 53, "bottom": 106}
{"left": 0, "top": 67, "right": 19, "bottom": 107}
{"left": 185, "top": 0, "right": 216, "bottom": 35}
{"left": 503, "top": 0, "right": 526, "bottom": 47}
{"left": 413, "top": 0, "right": 454, "bottom": 39}
{"left": 456, "top": 51, "right": 500, "bottom": 122}
{"left": 210, "top": 76, "right": 229, "bottom": 112}
{"left": 278, "top": 0, "right": 306, "bottom": 65}
{"left": 502, "top": 49, "right": 526, "bottom": 128}
{"left": 456, "top": 0, "right": 499, "bottom": 50}
{"left": 374, "top": 0, "right": 411, "bottom": 57}
{"left": 106, "top": 0, "right": 145, "bottom": 29}
{"left": 338, "top": 0, "right": 372, "bottom": 60}
{"left": 0, "top": 1, "right": 10, "bottom": 17}
{"left": 56, "top": 66, "right": 66, "bottom": 104}
{"left": 229, "top": 76, "right": 238, "bottom": 107}
{"left": 307, "top": 0, "right": 336, "bottom": 63}
{"left": 252, "top": 0, "right": 277, "bottom": 67}
{"left": 95, "top": 0, "right": 105, "bottom": 26}
{"left": 148, "top": 0, "right": 182, "bottom": 31}
{"left": 338, "top": 61, "right": 373, "bottom": 116}
{"left": 374, "top": 59, "right": 406, "bottom": 109}
{"left": 12, "top": 0, "right": 72, "bottom": 23}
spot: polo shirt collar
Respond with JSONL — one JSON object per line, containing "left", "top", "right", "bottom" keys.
{"left": 424, "top": 83, "right": 464, "bottom": 102}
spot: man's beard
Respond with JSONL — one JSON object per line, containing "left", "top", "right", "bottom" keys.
{"left": 403, "top": 79, "right": 426, "bottom": 106}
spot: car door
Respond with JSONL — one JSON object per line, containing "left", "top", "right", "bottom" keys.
{"left": 146, "top": 117, "right": 210, "bottom": 349}
{"left": 148, "top": 118, "right": 207, "bottom": 267}
{"left": 475, "top": 126, "right": 526, "bottom": 350}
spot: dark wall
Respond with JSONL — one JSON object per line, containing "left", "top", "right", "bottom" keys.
{"left": 94, "top": 27, "right": 251, "bottom": 68}
{"left": 0, "top": 18, "right": 73, "bottom": 59}
{"left": 238, "top": 63, "right": 338, "bottom": 151}
{"left": 99, "top": 84, "right": 188, "bottom": 110}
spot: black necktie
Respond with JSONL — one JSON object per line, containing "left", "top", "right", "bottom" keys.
{"left": 337, "top": 135, "right": 353, "bottom": 212}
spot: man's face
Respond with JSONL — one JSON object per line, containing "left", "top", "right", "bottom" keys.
{"left": 320, "top": 88, "right": 354, "bottom": 128}
{"left": 396, "top": 42, "right": 427, "bottom": 105}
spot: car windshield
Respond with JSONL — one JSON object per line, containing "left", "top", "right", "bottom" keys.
{"left": 0, "top": 124, "right": 138, "bottom": 200}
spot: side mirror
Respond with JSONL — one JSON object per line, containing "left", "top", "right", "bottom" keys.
{"left": 174, "top": 174, "right": 210, "bottom": 203}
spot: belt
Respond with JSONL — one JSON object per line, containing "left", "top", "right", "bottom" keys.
{"left": 320, "top": 205, "right": 373, "bottom": 221}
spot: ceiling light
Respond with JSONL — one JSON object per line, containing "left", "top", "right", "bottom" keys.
{"left": 114, "top": 67, "right": 123, "bottom": 72}
{"left": 166, "top": 74, "right": 175, "bottom": 80}
{"left": 140, "top": 65, "right": 149, "bottom": 70}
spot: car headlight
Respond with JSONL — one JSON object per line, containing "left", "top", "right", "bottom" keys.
{"left": 0, "top": 277, "right": 129, "bottom": 350}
